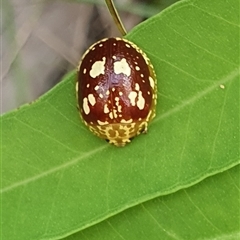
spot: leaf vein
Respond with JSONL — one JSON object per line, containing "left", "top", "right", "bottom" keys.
{"left": 166, "top": 16, "right": 237, "bottom": 66}
{"left": 153, "top": 67, "right": 239, "bottom": 124}
{"left": 46, "top": 101, "right": 88, "bottom": 131}
{"left": 191, "top": 3, "right": 240, "bottom": 27}
{"left": 43, "top": 170, "right": 64, "bottom": 236}
{"left": 13, "top": 117, "right": 80, "bottom": 154}
{"left": 141, "top": 204, "right": 183, "bottom": 240}
{"left": 106, "top": 220, "right": 126, "bottom": 240}
{"left": 184, "top": 190, "right": 222, "bottom": 233}
{"left": 1, "top": 145, "right": 108, "bottom": 193}
{"left": 208, "top": 80, "right": 230, "bottom": 169}
{"left": 177, "top": 105, "right": 193, "bottom": 183}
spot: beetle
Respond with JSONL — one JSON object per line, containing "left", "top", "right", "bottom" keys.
{"left": 76, "top": 0, "right": 157, "bottom": 146}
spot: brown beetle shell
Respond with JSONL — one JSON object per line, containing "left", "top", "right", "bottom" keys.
{"left": 77, "top": 38, "right": 157, "bottom": 146}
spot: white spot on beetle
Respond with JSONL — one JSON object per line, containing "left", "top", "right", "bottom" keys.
{"left": 106, "top": 90, "right": 110, "bottom": 95}
{"left": 117, "top": 104, "right": 122, "bottom": 113}
{"left": 112, "top": 88, "right": 115, "bottom": 92}
{"left": 128, "top": 91, "right": 137, "bottom": 106}
{"left": 125, "top": 44, "right": 131, "bottom": 48}
{"left": 112, "top": 56, "right": 117, "bottom": 60}
{"left": 83, "top": 98, "right": 90, "bottom": 115}
{"left": 141, "top": 74, "right": 144, "bottom": 78}
{"left": 99, "top": 44, "right": 103, "bottom": 47}
{"left": 88, "top": 94, "right": 96, "bottom": 106}
{"left": 114, "top": 58, "right": 131, "bottom": 76}
{"left": 113, "top": 109, "right": 118, "bottom": 118}
{"left": 115, "top": 97, "right": 122, "bottom": 112}
{"left": 109, "top": 112, "right": 114, "bottom": 119}
{"left": 90, "top": 57, "right": 106, "bottom": 78}
{"left": 104, "top": 104, "right": 110, "bottom": 113}
{"left": 83, "top": 68, "right": 87, "bottom": 74}
{"left": 87, "top": 84, "right": 90, "bottom": 88}
{"left": 137, "top": 91, "right": 145, "bottom": 110}
{"left": 135, "top": 66, "right": 140, "bottom": 71}
{"left": 94, "top": 85, "right": 99, "bottom": 91}
{"left": 135, "top": 83, "right": 140, "bottom": 91}
{"left": 120, "top": 119, "right": 133, "bottom": 124}
{"left": 119, "top": 91, "right": 123, "bottom": 96}
{"left": 97, "top": 120, "right": 109, "bottom": 125}
{"left": 99, "top": 93, "right": 103, "bottom": 98}
{"left": 149, "top": 76, "right": 155, "bottom": 89}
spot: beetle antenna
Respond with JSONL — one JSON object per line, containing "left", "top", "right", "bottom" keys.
{"left": 105, "top": 0, "right": 127, "bottom": 36}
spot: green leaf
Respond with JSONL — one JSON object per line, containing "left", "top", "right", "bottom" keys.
{"left": 1, "top": 0, "right": 239, "bottom": 239}
{"left": 66, "top": 165, "right": 240, "bottom": 240}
